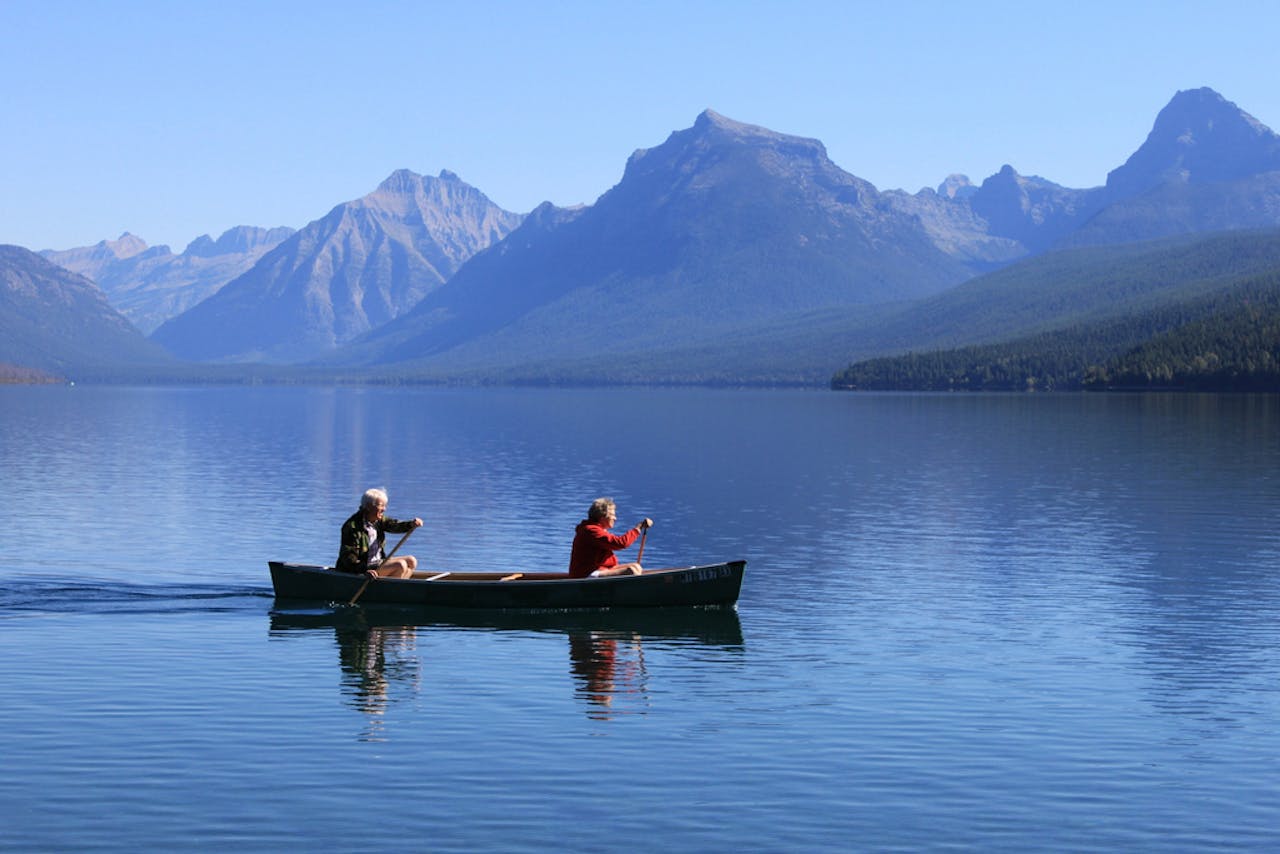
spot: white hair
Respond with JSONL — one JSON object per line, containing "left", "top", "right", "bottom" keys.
{"left": 360, "top": 487, "right": 388, "bottom": 509}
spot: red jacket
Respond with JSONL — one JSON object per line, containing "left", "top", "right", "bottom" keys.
{"left": 568, "top": 520, "right": 641, "bottom": 578}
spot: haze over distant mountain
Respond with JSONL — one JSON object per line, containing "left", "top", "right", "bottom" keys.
{"left": 151, "top": 170, "right": 523, "bottom": 363}
{"left": 333, "top": 109, "right": 977, "bottom": 373}
{"left": 890, "top": 88, "right": 1280, "bottom": 259}
{"left": 42, "top": 226, "right": 294, "bottom": 333}
{"left": 886, "top": 167, "right": 1107, "bottom": 263}
{"left": 1063, "top": 88, "right": 1280, "bottom": 246}
{"left": 334, "top": 90, "right": 1280, "bottom": 380}
{"left": 11, "top": 86, "right": 1280, "bottom": 386}
{"left": 0, "top": 245, "right": 171, "bottom": 375}
{"left": 1106, "top": 87, "right": 1280, "bottom": 196}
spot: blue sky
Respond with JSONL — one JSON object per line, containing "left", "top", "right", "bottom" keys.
{"left": 3, "top": 0, "right": 1278, "bottom": 251}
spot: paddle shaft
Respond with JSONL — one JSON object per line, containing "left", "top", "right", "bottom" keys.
{"left": 383, "top": 527, "right": 415, "bottom": 562}
{"left": 349, "top": 527, "right": 416, "bottom": 605}
{"left": 347, "top": 575, "right": 372, "bottom": 605}
{"left": 636, "top": 525, "right": 648, "bottom": 564}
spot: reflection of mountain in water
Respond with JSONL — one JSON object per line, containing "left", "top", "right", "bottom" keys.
{"left": 269, "top": 606, "right": 744, "bottom": 725}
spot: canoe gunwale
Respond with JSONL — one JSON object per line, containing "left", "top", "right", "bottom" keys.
{"left": 268, "top": 560, "right": 745, "bottom": 610}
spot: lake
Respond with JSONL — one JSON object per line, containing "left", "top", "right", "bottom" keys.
{"left": 1, "top": 385, "right": 1278, "bottom": 851}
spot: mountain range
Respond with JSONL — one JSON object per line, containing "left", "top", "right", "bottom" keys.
{"left": 40, "top": 226, "right": 295, "bottom": 334}
{"left": 326, "top": 87, "right": 1280, "bottom": 382}
{"left": 150, "top": 170, "right": 523, "bottom": 363}
{"left": 0, "top": 245, "right": 171, "bottom": 375}
{"left": 330, "top": 110, "right": 977, "bottom": 374}
{"left": 12, "top": 86, "right": 1280, "bottom": 385}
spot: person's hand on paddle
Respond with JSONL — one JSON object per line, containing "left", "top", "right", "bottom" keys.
{"left": 638, "top": 517, "right": 653, "bottom": 530}
{"left": 411, "top": 517, "right": 424, "bottom": 527}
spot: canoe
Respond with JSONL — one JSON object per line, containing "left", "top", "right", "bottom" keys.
{"left": 268, "top": 560, "right": 746, "bottom": 610}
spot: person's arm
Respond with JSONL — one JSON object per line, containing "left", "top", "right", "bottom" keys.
{"left": 382, "top": 516, "right": 424, "bottom": 534}
{"left": 601, "top": 526, "right": 641, "bottom": 550}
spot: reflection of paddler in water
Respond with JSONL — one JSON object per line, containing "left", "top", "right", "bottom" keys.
{"left": 333, "top": 617, "right": 421, "bottom": 723}
{"left": 568, "top": 631, "right": 649, "bottom": 719}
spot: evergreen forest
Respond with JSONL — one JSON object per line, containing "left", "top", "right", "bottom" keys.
{"left": 832, "top": 271, "right": 1280, "bottom": 392}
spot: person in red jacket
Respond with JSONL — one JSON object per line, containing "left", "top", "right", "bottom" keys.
{"left": 568, "top": 497, "right": 653, "bottom": 578}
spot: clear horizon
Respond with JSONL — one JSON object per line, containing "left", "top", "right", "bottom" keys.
{"left": 3, "top": 0, "right": 1278, "bottom": 252}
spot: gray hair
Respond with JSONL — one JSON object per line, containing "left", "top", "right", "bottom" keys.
{"left": 587, "top": 497, "right": 616, "bottom": 522}
{"left": 361, "top": 487, "right": 388, "bottom": 509}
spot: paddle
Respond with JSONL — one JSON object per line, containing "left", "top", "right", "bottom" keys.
{"left": 636, "top": 522, "right": 648, "bottom": 564}
{"left": 348, "top": 527, "right": 416, "bottom": 605}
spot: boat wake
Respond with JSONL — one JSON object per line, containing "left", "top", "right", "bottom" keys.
{"left": 0, "top": 579, "right": 273, "bottom": 617}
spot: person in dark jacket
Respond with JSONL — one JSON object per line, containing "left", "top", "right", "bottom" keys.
{"left": 337, "top": 487, "right": 423, "bottom": 578}
{"left": 568, "top": 497, "right": 652, "bottom": 578}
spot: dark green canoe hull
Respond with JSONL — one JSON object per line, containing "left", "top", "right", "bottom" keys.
{"left": 268, "top": 560, "right": 745, "bottom": 609}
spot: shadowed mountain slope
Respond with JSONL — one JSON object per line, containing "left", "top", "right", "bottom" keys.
{"left": 332, "top": 110, "right": 976, "bottom": 371}
{"left": 0, "top": 245, "right": 172, "bottom": 376}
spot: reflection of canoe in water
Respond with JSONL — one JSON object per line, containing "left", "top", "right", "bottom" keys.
{"left": 268, "top": 560, "right": 746, "bottom": 610}
{"left": 269, "top": 603, "right": 744, "bottom": 646}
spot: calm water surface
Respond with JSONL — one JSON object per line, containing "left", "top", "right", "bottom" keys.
{"left": 1, "top": 386, "right": 1278, "bottom": 851}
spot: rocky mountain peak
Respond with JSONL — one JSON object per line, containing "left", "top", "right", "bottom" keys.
{"left": 990, "top": 164, "right": 1022, "bottom": 184}
{"left": 937, "top": 174, "right": 977, "bottom": 200}
{"left": 522, "top": 200, "right": 583, "bottom": 229}
{"left": 612, "top": 109, "right": 844, "bottom": 212}
{"left": 365, "top": 168, "right": 500, "bottom": 215}
{"left": 968, "top": 164, "right": 1103, "bottom": 252}
{"left": 39, "top": 232, "right": 160, "bottom": 287}
{"left": 184, "top": 226, "right": 296, "bottom": 258}
{"left": 376, "top": 168, "right": 422, "bottom": 193}
{"left": 152, "top": 166, "right": 523, "bottom": 363}
{"left": 688, "top": 108, "right": 828, "bottom": 157}
{"left": 692, "top": 108, "right": 768, "bottom": 137}
{"left": 103, "top": 232, "right": 149, "bottom": 260}
{"left": 1105, "top": 87, "right": 1280, "bottom": 197}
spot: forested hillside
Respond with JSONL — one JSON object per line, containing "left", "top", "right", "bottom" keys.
{"left": 832, "top": 271, "right": 1280, "bottom": 392}
{"left": 1083, "top": 280, "right": 1280, "bottom": 390}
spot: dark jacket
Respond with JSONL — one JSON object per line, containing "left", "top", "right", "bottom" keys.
{"left": 336, "top": 509, "right": 416, "bottom": 573}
